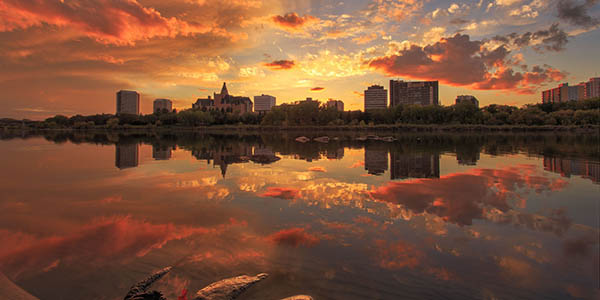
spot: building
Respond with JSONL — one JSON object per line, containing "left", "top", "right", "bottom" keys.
{"left": 254, "top": 94, "right": 276, "bottom": 113}
{"left": 193, "top": 96, "right": 214, "bottom": 110}
{"left": 365, "top": 146, "right": 388, "bottom": 175}
{"left": 364, "top": 85, "right": 388, "bottom": 111}
{"left": 116, "top": 90, "right": 140, "bottom": 115}
{"left": 584, "top": 77, "right": 600, "bottom": 99}
{"left": 390, "top": 152, "right": 440, "bottom": 180}
{"left": 455, "top": 95, "right": 479, "bottom": 108}
{"left": 214, "top": 82, "right": 253, "bottom": 113}
{"left": 152, "top": 145, "right": 173, "bottom": 160}
{"left": 390, "top": 80, "right": 439, "bottom": 106}
{"left": 295, "top": 97, "right": 318, "bottom": 104}
{"left": 115, "top": 143, "right": 139, "bottom": 169}
{"left": 153, "top": 98, "right": 173, "bottom": 113}
{"left": 326, "top": 99, "right": 344, "bottom": 111}
{"left": 193, "top": 83, "right": 253, "bottom": 113}
{"left": 543, "top": 156, "right": 599, "bottom": 184}
{"left": 542, "top": 78, "right": 600, "bottom": 103}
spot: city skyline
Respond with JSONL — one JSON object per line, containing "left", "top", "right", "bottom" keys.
{"left": 1, "top": 0, "right": 599, "bottom": 119}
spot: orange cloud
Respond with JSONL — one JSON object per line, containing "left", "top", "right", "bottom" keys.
{"left": 308, "top": 166, "right": 327, "bottom": 172}
{"left": 311, "top": 87, "right": 325, "bottom": 91}
{"left": 375, "top": 239, "right": 423, "bottom": 269}
{"left": 260, "top": 187, "right": 300, "bottom": 200}
{"left": 369, "top": 165, "right": 570, "bottom": 226}
{"left": 266, "top": 227, "right": 319, "bottom": 247}
{"left": 263, "top": 59, "right": 295, "bottom": 70}
{"left": 369, "top": 34, "right": 567, "bottom": 94}
{"left": 0, "top": 0, "right": 240, "bottom": 45}
{"left": 271, "top": 13, "right": 318, "bottom": 32}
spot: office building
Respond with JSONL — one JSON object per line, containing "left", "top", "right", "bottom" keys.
{"left": 455, "top": 95, "right": 479, "bottom": 108}
{"left": 326, "top": 99, "right": 344, "bottom": 111}
{"left": 116, "top": 90, "right": 140, "bottom": 115}
{"left": 390, "top": 80, "right": 439, "bottom": 106}
{"left": 254, "top": 94, "right": 276, "bottom": 113}
{"left": 115, "top": 143, "right": 139, "bottom": 169}
{"left": 364, "top": 85, "right": 388, "bottom": 111}
{"left": 153, "top": 98, "right": 173, "bottom": 113}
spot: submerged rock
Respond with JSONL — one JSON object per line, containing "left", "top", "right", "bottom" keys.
{"left": 195, "top": 273, "right": 268, "bottom": 300}
{"left": 123, "top": 268, "right": 310, "bottom": 300}
{"left": 295, "top": 136, "right": 310, "bottom": 143}
{"left": 313, "top": 136, "right": 330, "bottom": 143}
{"left": 124, "top": 267, "right": 172, "bottom": 300}
{"left": 281, "top": 296, "right": 314, "bottom": 300}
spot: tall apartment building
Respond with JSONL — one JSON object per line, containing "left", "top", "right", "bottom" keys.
{"left": 364, "top": 85, "right": 388, "bottom": 111}
{"left": 584, "top": 77, "right": 600, "bottom": 99}
{"left": 153, "top": 98, "right": 173, "bottom": 113}
{"left": 542, "top": 78, "right": 600, "bottom": 103}
{"left": 116, "top": 90, "right": 140, "bottom": 115}
{"left": 326, "top": 99, "right": 344, "bottom": 111}
{"left": 254, "top": 94, "right": 276, "bottom": 113}
{"left": 390, "top": 80, "right": 439, "bottom": 106}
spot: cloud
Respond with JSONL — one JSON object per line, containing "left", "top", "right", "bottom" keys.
{"left": 366, "top": 0, "right": 423, "bottom": 22}
{"left": 308, "top": 166, "right": 327, "bottom": 172}
{"left": 266, "top": 227, "right": 319, "bottom": 247}
{"left": 271, "top": 12, "right": 319, "bottom": 32}
{"left": 260, "top": 187, "right": 300, "bottom": 200}
{"left": 311, "top": 87, "right": 325, "bottom": 91}
{"left": 368, "top": 33, "right": 567, "bottom": 94}
{"left": 263, "top": 59, "right": 296, "bottom": 70}
{"left": 0, "top": 216, "right": 230, "bottom": 279}
{"left": 493, "top": 23, "right": 569, "bottom": 52}
{"left": 369, "top": 165, "right": 569, "bottom": 226}
{"left": 352, "top": 33, "right": 378, "bottom": 45}
{"left": 0, "top": 0, "right": 241, "bottom": 45}
{"left": 557, "top": 0, "right": 599, "bottom": 28}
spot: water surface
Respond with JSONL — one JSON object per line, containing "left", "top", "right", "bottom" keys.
{"left": 0, "top": 132, "right": 598, "bottom": 299}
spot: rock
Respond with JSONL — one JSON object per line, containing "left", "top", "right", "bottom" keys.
{"left": 194, "top": 273, "right": 269, "bottom": 300}
{"left": 0, "top": 271, "right": 40, "bottom": 300}
{"left": 295, "top": 136, "right": 310, "bottom": 143}
{"left": 313, "top": 136, "right": 329, "bottom": 143}
{"left": 380, "top": 136, "right": 396, "bottom": 142}
{"left": 280, "top": 295, "right": 314, "bottom": 300}
{"left": 124, "top": 267, "right": 172, "bottom": 300}
{"left": 355, "top": 136, "right": 367, "bottom": 141}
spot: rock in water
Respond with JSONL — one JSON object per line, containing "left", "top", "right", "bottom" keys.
{"left": 281, "top": 296, "right": 314, "bottom": 300}
{"left": 124, "top": 267, "right": 172, "bottom": 300}
{"left": 313, "top": 136, "right": 329, "bottom": 143}
{"left": 194, "top": 273, "right": 268, "bottom": 300}
{"left": 295, "top": 136, "right": 310, "bottom": 143}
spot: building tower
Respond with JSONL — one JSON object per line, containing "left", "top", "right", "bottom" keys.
{"left": 116, "top": 90, "right": 140, "bottom": 115}
{"left": 364, "top": 85, "right": 388, "bottom": 111}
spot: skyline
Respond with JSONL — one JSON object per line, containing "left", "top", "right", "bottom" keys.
{"left": 1, "top": 0, "right": 599, "bottom": 119}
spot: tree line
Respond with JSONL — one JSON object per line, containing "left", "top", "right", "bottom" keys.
{"left": 3, "top": 98, "right": 599, "bottom": 129}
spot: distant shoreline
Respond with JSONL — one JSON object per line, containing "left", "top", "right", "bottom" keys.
{"left": 3, "top": 124, "right": 599, "bottom": 133}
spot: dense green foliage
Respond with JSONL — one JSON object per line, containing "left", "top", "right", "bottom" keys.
{"left": 2, "top": 98, "right": 598, "bottom": 128}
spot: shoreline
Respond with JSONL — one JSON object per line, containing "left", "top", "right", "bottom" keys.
{"left": 3, "top": 124, "right": 599, "bottom": 133}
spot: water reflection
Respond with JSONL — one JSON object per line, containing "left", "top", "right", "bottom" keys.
{"left": 0, "top": 131, "right": 598, "bottom": 299}
{"left": 115, "top": 143, "right": 139, "bottom": 169}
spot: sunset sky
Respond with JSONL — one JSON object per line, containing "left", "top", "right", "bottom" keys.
{"left": 1, "top": 0, "right": 599, "bottom": 119}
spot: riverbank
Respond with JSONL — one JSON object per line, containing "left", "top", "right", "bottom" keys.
{"left": 3, "top": 123, "right": 599, "bottom": 133}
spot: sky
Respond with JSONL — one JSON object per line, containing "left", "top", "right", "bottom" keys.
{"left": 0, "top": 0, "right": 599, "bottom": 119}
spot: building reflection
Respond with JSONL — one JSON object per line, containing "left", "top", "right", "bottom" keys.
{"left": 115, "top": 143, "right": 139, "bottom": 169}
{"left": 364, "top": 145, "right": 388, "bottom": 175}
{"left": 152, "top": 145, "right": 174, "bottom": 160}
{"left": 251, "top": 146, "right": 281, "bottom": 165}
{"left": 390, "top": 151, "right": 440, "bottom": 180}
{"left": 326, "top": 147, "right": 344, "bottom": 160}
{"left": 192, "top": 143, "right": 253, "bottom": 178}
{"left": 543, "top": 156, "right": 600, "bottom": 184}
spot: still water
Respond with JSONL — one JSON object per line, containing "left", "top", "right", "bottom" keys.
{"left": 0, "top": 131, "right": 598, "bottom": 299}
